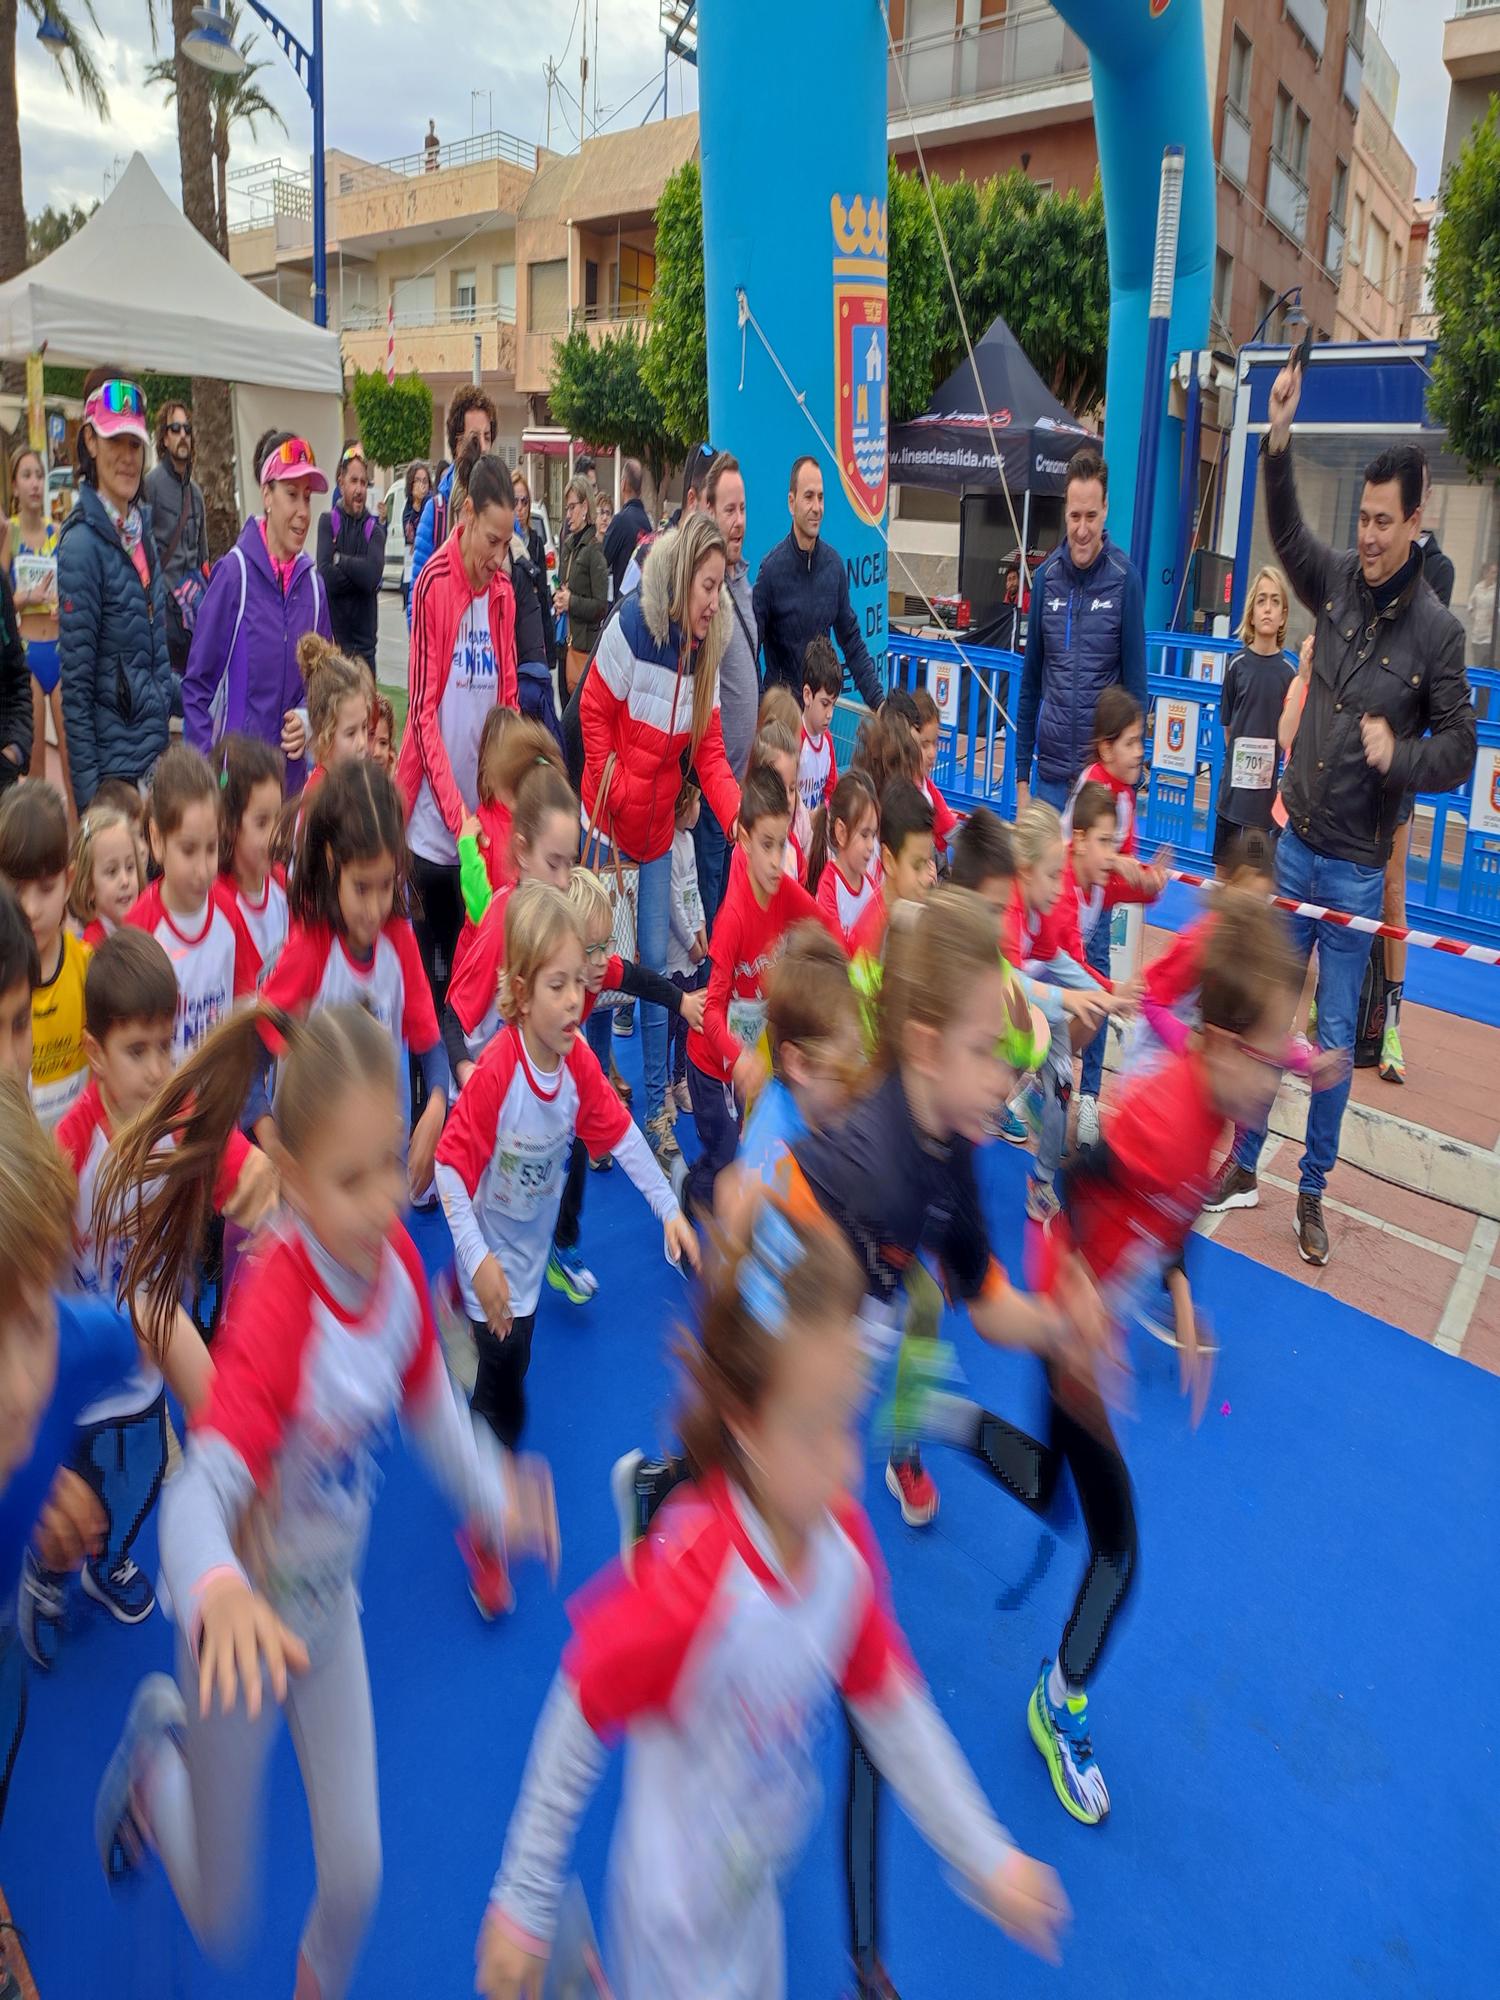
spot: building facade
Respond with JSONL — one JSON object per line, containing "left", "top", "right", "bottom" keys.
{"left": 1441, "top": 0, "right": 1500, "bottom": 182}
{"left": 1334, "top": 28, "right": 1418, "bottom": 343}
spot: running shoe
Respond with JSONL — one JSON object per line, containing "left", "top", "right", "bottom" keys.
{"left": 646, "top": 1107, "right": 681, "bottom": 1166}
{"left": 672, "top": 1079, "right": 693, "bottom": 1115}
{"left": 608, "top": 1058, "right": 633, "bottom": 1105}
{"left": 846, "top": 1954, "right": 903, "bottom": 1999}
{"left": 988, "top": 1101, "right": 1031, "bottom": 1146}
{"left": 1294, "top": 1190, "right": 1330, "bottom": 1266}
{"left": 95, "top": 1672, "right": 186, "bottom": 1882}
{"left": 1075, "top": 1092, "right": 1101, "bottom": 1150}
{"left": 884, "top": 1454, "right": 940, "bottom": 1527}
{"left": 546, "top": 1244, "right": 598, "bottom": 1305}
{"left": 588, "top": 1151, "right": 613, "bottom": 1173}
{"left": 18, "top": 1551, "right": 65, "bottom": 1672}
{"left": 82, "top": 1556, "right": 155, "bottom": 1625}
{"left": 1027, "top": 1660, "right": 1110, "bottom": 1825}
{"left": 456, "top": 1524, "right": 513, "bottom": 1619}
{"left": 613, "top": 1003, "right": 636, "bottom": 1039}
{"left": 610, "top": 1449, "right": 646, "bottom": 1569}
{"left": 1025, "top": 1176, "right": 1061, "bottom": 1225}
{"left": 1379, "top": 1021, "right": 1405, "bottom": 1085}
{"left": 1203, "top": 1158, "right": 1258, "bottom": 1212}
{"left": 668, "top": 1152, "right": 690, "bottom": 1213}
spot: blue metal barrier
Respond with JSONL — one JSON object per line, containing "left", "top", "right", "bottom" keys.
{"left": 860, "top": 629, "right": 1500, "bottom": 950}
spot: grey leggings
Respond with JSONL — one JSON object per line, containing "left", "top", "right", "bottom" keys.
{"left": 147, "top": 1585, "right": 381, "bottom": 1999}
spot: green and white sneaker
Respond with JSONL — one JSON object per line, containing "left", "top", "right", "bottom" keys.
{"left": 1379, "top": 1020, "right": 1405, "bottom": 1084}
{"left": 546, "top": 1245, "right": 598, "bottom": 1304}
{"left": 1027, "top": 1660, "right": 1110, "bottom": 1825}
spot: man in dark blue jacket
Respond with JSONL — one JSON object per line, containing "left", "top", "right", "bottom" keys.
{"left": 754, "top": 455, "right": 884, "bottom": 710}
{"left": 1014, "top": 448, "right": 1147, "bottom": 810}
{"left": 601, "top": 458, "right": 653, "bottom": 597}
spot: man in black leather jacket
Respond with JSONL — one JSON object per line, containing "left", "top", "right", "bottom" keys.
{"left": 1205, "top": 358, "right": 1475, "bottom": 1266}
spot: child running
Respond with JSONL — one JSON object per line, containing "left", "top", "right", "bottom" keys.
{"left": 92, "top": 1002, "right": 558, "bottom": 2000}
{"left": 69, "top": 805, "right": 140, "bottom": 951}
{"left": 255, "top": 761, "right": 449, "bottom": 1196}
{"left": 849, "top": 777, "right": 936, "bottom": 966}
{"left": 127, "top": 745, "right": 260, "bottom": 1065}
{"left": 213, "top": 733, "right": 287, "bottom": 987}
{"left": 809, "top": 770, "right": 879, "bottom": 950}
{"left": 21, "top": 931, "right": 273, "bottom": 1664}
{"left": 751, "top": 717, "right": 810, "bottom": 884}
{"left": 476, "top": 1190, "right": 1070, "bottom": 2000}
{"left": 797, "top": 633, "right": 843, "bottom": 814}
{"left": 0, "top": 781, "right": 91, "bottom": 1125}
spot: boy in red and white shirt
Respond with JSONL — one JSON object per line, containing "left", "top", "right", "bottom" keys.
{"left": 798, "top": 636, "right": 843, "bottom": 815}
{"left": 847, "top": 779, "right": 937, "bottom": 967}
{"left": 683, "top": 766, "right": 840, "bottom": 1220}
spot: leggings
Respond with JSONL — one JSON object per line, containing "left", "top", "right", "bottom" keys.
{"left": 470, "top": 1310, "right": 537, "bottom": 1450}
{"left": 146, "top": 1586, "right": 380, "bottom": 2000}
{"left": 966, "top": 1367, "right": 1138, "bottom": 1689}
{"left": 555, "top": 1010, "right": 614, "bottom": 1252}
{"left": 77, "top": 1393, "right": 168, "bottom": 1571}
{"left": 0, "top": 1625, "right": 27, "bottom": 1834}
{"left": 409, "top": 852, "right": 465, "bottom": 1017}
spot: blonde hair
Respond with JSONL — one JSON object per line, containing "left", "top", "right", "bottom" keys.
{"left": 0, "top": 1075, "right": 76, "bottom": 1299}
{"left": 566, "top": 864, "right": 612, "bottom": 938}
{"left": 758, "top": 685, "right": 802, "bottom": 739}
{"left": 499, "top": 880, "right": 582, "bottom": 1025}
{"left": 67, "top": 807, "right": 133, "bottom": 926}
{"left": 484, "top": 713, "right": 566, "bottom": 811}
{"left": 1238, "top": 564, "right": 1289, "bottom": 648}
{"left": 666, "top": 511, "right": 729, "bottom": 756}
{"left": 877, "top": 886, "right": 1006, "bottom": 1075}
{"left": 563, "top": 476, "right": 595, "bottom": 523}
{"left": 298, "top": 633, "right": 373, "bottom": 759}
{"left": 1012, "top": 800, "right": 1064, "bottom": 870}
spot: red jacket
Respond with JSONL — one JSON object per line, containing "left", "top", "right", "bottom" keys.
{"left": 580, "top": 528, "right": 740, "bottom": 866}
{"left": 396, "top": 533, "right": 519, "bottom": 842}
{"left": 1001, "top": 868, "right": 1111, "bottom": 988}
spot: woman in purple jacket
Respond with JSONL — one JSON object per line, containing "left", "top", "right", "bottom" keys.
{"left": 182, "top": 433, "right": 331, "bottom": 789}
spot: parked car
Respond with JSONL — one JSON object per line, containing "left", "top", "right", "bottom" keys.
{"left": 380, "top": 484, "right": 404, "bottom": 593}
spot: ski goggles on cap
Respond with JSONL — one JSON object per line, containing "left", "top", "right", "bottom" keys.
{"left": 259, "top": 436, "right": 330, "bottom": 493}
{"left": 83, "top": 380, "right": 149, "bottom": 446}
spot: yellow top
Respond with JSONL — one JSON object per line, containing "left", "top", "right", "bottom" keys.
{"left": 31, "top": 930, "right": 91, "bottom": 1130}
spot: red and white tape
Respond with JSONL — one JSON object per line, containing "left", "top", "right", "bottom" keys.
{"left": 1165, "top": 868, "right": 1500, "bottom": 967}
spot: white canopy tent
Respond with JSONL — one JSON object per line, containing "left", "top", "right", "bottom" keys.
{"left": 0, "top": 153, "right": 344, "bottom": 512}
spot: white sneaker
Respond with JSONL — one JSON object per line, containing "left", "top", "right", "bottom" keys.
{"left": 1075, "top": 1092, "right": 1100, "bottom": 1150}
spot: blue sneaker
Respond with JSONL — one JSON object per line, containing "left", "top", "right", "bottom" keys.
{"left": 1027, "top": 1660, "right": 1110, "bottom": 1824}
{"left": 95, "top": 1672, "right": 186, "bottom": 1883}
{"left": 18, "top": 1550, "right": 65, "bottom": 1671}
{"left": 613, "top": 1003, "right": 635, "bottom": 1039}
{"left": 82, "top": 1555, "right": 156, "bottom": 1625}
{"left": 993, "top": 1102, "right": 1031, "bottom": 1145}
{"left": 546, "top": 1244, "right": 598, "bottom": 1305}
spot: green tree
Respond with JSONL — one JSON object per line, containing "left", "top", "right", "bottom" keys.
{"left": 26, "top": 199, "right": 97, "bottom": 263}
{"left": 349, "top": 369, "right": 435, "bottom": 471}
{"left": 1, "top": 2, "right": 108, "bottom": 287}
{"left": 886, "top": 166, "right": 947, "bottom": 424}
{"left": 642, "top": 157, "right": 706, "bottom": 452}
{"left": 1429, "top": 98, "right": 1500, "bottom": 483}
{"left": 550, "top": 324, "right": 675, "bottom": 492}
{"left": 146, "top": 1, "right": 286, "bottom": 255}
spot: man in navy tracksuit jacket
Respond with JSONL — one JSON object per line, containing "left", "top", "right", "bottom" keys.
{"left": 754, "top": 455, "right": 885, "bottom": 709}
{"left": 1014, "top": 450, "right": 1147, "bottom": 810}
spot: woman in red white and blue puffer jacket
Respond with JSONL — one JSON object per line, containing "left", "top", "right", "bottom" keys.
{"left": 580, "top": 515, "right": 740, "bottom": 1158}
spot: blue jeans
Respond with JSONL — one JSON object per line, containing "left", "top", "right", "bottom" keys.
{"left": 1079, "top": 910, "right": 1112, "bottom": 1098}
{"left": 687, "top": 1058, "right": 741, "bottom": 1215}
{"left": 692, "top": 800, "right": 732, "bottom": 931}
{"left": 1232, "top": 825, "right": 1383, "bottom": 1195}
{"left": 632, "top": 848, "right": 673, "bottom": 1123}
{"left": 1030, "top": 769, "right": 1072, "bottom": 811}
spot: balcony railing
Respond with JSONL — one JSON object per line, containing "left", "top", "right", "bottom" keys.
{"left": 1220, "top": 97, "right": 1252, "bottom": 187}
{"left": 568, "top": 301, "right": 653, "bottom": 330}
{"left": 342, "top": 300, "right": 518, "bottom": 332}
{"left": 336, "top": 128, "right": 536, "bottom": 197}
{"left": 888, "top": 2, "right": 1089, "bottom": 119}
{"left": 1325, "top": 212, "right": 1347, "bottom": 277}
{"left": 1284, "top": 0, "right": 1328, "bottom": 58}
{"left": 1266, "top": 153, "right": 1310, "bottom": 243}
{"left": 1455, "top": 1, "right": 1500, "bottom": 16}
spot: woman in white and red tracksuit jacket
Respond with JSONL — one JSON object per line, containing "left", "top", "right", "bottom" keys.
{"left": 579, "top": 515, "right": 741, "bottom": 1147}
{"left": 396, "top": 452, "right": 520, "bottom": 1014}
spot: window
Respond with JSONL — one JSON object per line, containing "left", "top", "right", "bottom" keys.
{"left": 1348, "top": 0, "right": 1366, "bottom": 55}
{"left": 616, "top": 243, "right": 656, "bottom": 314}
{"left": 1330, "top": 157, "right": 1349, "bottom": 228}
{"left": 493, "top": 261, "right": 516, "bottom": 320}
{"left": 453, "top": 269, "right": 477, "bottom": 323}
{"left": 1290, "top": 106, "right": 1310, "bottom": 180}
{"left": 1256, "top": 282, "right": 1276, "bottom": 340}
{"left": 1349, "top": 193, "right": 1366, "bottom": 263}
{"left": 391, "top": 274, "right": 436, "bottom": 325}
{"left": 1272, "top": 88, "right": 1293, "bottom": 161}
{"left": 1227, "top": 26, "right": 1252, "bottom": 113}
{"left": 1214, "top": 247, "right": 1235, "bottom": 333}
{"left": 1366, "top": 219, "right": 1389, "bottom": 291}
{"left": 527, "top": 258, "right": 568, "bottom": 333}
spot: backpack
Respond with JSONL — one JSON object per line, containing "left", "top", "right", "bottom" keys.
{"left": 329, "top": 506, "right": 378, "bottom": 546}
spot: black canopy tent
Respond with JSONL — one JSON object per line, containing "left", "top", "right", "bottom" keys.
{"left": 891, "top": 315, "right": 1096, "bottom": 644}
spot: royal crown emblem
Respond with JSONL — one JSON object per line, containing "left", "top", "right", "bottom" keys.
{"left": 832, "top": 193, "right": 888, "bottom": 522}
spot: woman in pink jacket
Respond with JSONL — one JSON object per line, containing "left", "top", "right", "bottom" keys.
{"left": 397, "top": 451, "right": 520, "bottom": 1014}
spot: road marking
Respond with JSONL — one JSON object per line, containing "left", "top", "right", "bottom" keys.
{"left": 1435, "top": 1217, "right": 1500, "bottom": 1356}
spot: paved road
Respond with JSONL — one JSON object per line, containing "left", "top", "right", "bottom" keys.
{"left": 375, "top": 585, "right": 408, "bottom": 692}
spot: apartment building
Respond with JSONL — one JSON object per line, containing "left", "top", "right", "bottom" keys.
{"left": 1333, "top": 28, "right": 1418, "bottom": 344}
{"left": 1441, "top": 0, "right": 1500, "bottom": 181}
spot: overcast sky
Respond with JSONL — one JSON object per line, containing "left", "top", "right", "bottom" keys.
{"left": 17, "top": 0, "right": 1450, "bottom": 228}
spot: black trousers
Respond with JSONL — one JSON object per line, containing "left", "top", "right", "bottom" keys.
{"left": 470, "top": 1311, "right": 537, "bottom": 1451}
{"left": 410, "top": 852, "right": 465, "bottom": 1017}
{"left": 686, "top": 1060, "right": 740, "bottom": 1218}
{"left": 969, "top": 1366, "right": 1138, "bottom": 1689}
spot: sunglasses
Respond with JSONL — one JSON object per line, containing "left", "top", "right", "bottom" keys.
{"left": 262, "top": 437, "right": 317, "bottom": 477}
{"left": 95, "top": 379, "right": 147, "bottom": 418}
{"left": 165, "top": 421, "right": 192, "bottom": 437}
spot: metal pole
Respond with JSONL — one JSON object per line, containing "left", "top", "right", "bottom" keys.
{"left": 1129, "top": 144, "right": 1183, "bottom": 587}
{"left": 1172, "top": 352, "right": 1203, "bottom": 631}
{"left": 311, "top": 0, "right": 327, "bottom": 328}
{"left": 472, "top": 332, "right": 482, "bottom": 386}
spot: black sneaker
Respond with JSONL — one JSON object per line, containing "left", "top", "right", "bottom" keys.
{"left": 1203, "top": 1159, "right": 1259, "bottom": 1212}
{"left": 1294, "top": 1191, "right": 1330, "bottom": 1265}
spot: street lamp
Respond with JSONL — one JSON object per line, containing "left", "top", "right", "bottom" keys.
{"left": 184, "top": 0, "right": 327, "bottom": 330}
{"left": 1250, "top": 285, "right": 1306, "bottom": 346}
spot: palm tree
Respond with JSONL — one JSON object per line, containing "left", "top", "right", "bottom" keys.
{"left": 146, "top": 1, "right": 286, "bottom": 254}
{"left": 0, "top": 2, "right": 109, "bottom": 286}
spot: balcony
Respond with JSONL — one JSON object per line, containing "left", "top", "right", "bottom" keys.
{"left": 568, "top": 301, "right": 652, "bottom": 332}
{"left": 1343, "top": 34, "right": 1364, "bottom": 109}
{"left": 888, "top": 2, "right": 1090, "bottom": 140}
{"left": 1266, "top": 153, "right": 1309, "bottom": 244}
{"left": 339, "top": 303, "right": 518, "bottom": 382}
{"left": 1445, "top": 0, "right": 1500, "bottom": 82}
{"left": 1284, "top": 0, "right": 1327, "bottom": 60}
{"left": 1220, "top": 97, "right": 1252, "bottom": 188}
{"left": 1325, "top": 212, "right": 1346, "bottom": 277}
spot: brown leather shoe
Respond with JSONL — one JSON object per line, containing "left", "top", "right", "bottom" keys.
{"left": 1294, "top": 1190, "right": 1329, "bottom": 1265}
{"left": 1203, "top": 1159, "right": 1258, "bottom": 1212}
{"left": 608, "top": 1058, "right": 632, "bottom": 1105}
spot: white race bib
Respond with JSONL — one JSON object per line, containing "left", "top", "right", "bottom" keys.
{"left": 1231, "top": 736, "right": 1276, "bottom": 792}
{"left": 727, "top": 997, "right": 768, "bottom": 1051}
{"left": 484, "top": 1128, "right": 570, "bottom": 1220}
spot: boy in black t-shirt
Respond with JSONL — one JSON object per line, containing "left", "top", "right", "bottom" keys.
{"left": 1214, "top": 565, "right": 1295, "bottom": 869}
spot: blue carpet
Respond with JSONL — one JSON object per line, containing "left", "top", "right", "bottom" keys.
{"left": 5, "top": 1048, "right": 1497, "bottom": 1997}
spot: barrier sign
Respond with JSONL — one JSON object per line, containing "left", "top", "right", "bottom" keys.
{"left": 1470, "top": 745, "right": 1500, "bottom": 836}
{"left": 929, "top": 660, "right": 959, "bottom": 729}
{"left": 1152, "top": 697, "right": 1199, "bottom": 776}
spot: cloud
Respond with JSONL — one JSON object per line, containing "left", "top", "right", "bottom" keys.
{"left": 1366, "top": 4, "right": 1454, "bottom": 201}
{"left": 18, "top": 0, "right": 699, "bottom": 230}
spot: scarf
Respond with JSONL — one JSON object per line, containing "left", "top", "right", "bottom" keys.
{"left": 104, "top": 495, "right": 151, "bottom": 590}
